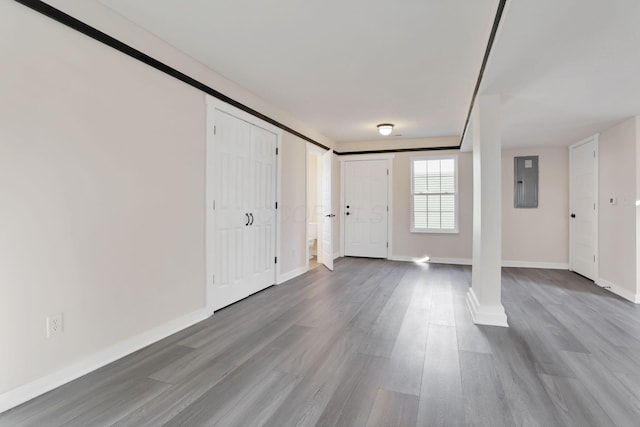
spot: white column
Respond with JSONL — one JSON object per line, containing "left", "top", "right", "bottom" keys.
{"left": 635, "top": 116, "right": 640, "bottom": 303}
{"left": 466, "top": 95, "right": 508, "bottom": 327}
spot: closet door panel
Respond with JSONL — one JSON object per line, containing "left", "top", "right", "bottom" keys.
{"left": 212, "top": 110, "right": 253, "bottom": 310}
{"left": 248, "top": 125, "right": 277, "bottom": 289}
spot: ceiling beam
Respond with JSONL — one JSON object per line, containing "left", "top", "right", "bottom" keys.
{"left": 458, "top": 0, "right": 508, "bottom": 148}
{"left": 13, "top": 0, "right": 332, "bottom": 152}
{"left": 14, "top": 0, "right": 506, "bottom": 154}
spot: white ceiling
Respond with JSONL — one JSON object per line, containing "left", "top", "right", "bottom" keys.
{"left": 480, "top": 0, "right": 640, "bottom": 148}
{"left": 99, "top": 0, "right": 500, "bottom": 144}
{"left": 97, "top": 0, "right": 640, "bottom": 149}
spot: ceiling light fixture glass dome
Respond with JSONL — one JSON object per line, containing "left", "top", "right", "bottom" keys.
{"left": 377, "top": 123, "right": 394, "bottom": 136}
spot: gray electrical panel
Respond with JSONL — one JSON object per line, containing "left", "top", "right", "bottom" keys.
{"left": 514, "top": 156, "right": 538, "bottom": 208}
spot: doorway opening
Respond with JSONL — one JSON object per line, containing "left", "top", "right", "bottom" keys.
{"left": 307, "top": 144, "right": 334, "bottom": 271}
{"left": 340, "top": 155, "right": 393, "bottom": 259}
{"left": 307, "top": 150, "right": 321, "bottom": 270}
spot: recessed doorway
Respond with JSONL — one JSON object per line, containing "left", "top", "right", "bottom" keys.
{"left": 340, "top": 155, "right": 393, "bottom": 259}
{"left": 307, "top": 144, "right": 334, "bottom": 271}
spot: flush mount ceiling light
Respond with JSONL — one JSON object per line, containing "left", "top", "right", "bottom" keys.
{"left": 377, "top": 123, "right": 394, "bottom": 136}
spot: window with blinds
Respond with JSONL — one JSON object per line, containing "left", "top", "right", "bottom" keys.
{"left": 411, "top": 156, "right": 458, "bottom": 233}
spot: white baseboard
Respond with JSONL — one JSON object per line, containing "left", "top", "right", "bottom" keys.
{"left": 389, "top": 255, "right": 472, "bottom": 265}
{"left": 465, "top": 288, "right": 508, "bottom": 327}
{"left": 596, "top": 278, "right": 640, "bottom": 304}
{"left": 389, "top": 255, "right": 415, "bottom": 262}
{"left": 0, "top": 308, "right": 210, "bottom": 413}
{"left": 277, "top": 265, "right": 308, "bottom": 284}
{"left": 390, "top": 256, "right": 569, "bottom": 270}
{"left": 431, "top": 257, "right": 473, "bottom": 266}
{"left": 502, "top": 260, "right": 569, "bottom": 269}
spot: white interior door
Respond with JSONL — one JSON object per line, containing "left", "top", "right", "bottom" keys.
{"left": 248, "top": 125, "right": 277, "bottom": 290}
{"left": 211, "top": 109, "right": 276, "bottom": 310}
{"left": 320, "top": 149, "right": 334, "bottom": 270}
{"left": 570, "top": 136, "right": 598, "bottom": 280}
{"left": 344, "top": 159, "right": 389, "bottom": 258}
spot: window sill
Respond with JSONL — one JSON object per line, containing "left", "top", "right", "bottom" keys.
{"left": 411, "top": 228, "right": 459, "bottom": 234}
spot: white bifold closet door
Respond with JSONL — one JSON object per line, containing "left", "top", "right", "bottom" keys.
{"left": 211, "top": 109, "right": 277, "bottom": 311}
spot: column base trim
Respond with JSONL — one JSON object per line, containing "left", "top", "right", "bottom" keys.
{"left": 466, "top": 288, "right": 508, "bottom": 327}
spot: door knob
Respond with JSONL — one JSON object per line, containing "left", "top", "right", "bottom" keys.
{"left": 325, "top": 214, "right": 335, "bottom": 217}
{"left": 249, "top": 213, "right": 254, "bottom": 225}
{"left": 245, "top": 213, "right": 250, "bottom": 226}
{"left": 570, "top": 213, "right": 576, "bottom": 218}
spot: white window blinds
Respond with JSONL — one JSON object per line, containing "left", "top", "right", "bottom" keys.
{"left": 411, "top": 156, "right": 458, "bottom": 232}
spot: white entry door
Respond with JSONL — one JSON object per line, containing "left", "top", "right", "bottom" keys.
{"left": 210, "top": 109, "right": 277, "bottom": 311}
{"left": 319, "top": 149, "right": 334, "bottom": 270}
{"left": 344, "top": 159, "right": 389, "bottom": 258}
{"left": 570, "top": 136, "right": 598, "bottom": 280}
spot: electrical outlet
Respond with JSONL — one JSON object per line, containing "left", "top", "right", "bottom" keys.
{"left": 46, "top": 313, "right": 63, "bottom": 338}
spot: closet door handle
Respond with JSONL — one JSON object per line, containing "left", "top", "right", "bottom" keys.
{"left": 245, "top": 213, "right": 250, "bottom": 226}
{"left": 249, "top": 213, "right": 254, "bottom": 225}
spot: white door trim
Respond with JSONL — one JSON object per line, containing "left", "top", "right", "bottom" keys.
{"left": 205, "top": 95, "right": 282, "bottom": 313}
{"left": 320, "top": 150, "right": 335, "bottom": 269}
{"left": 568, "top": 133, "right": 599, "bottom": 280}
{"left": 275, "top": 129, "right": 283, "bottom": 284}
{"left": 339, "top": 154, "right": 394, "bottom": 259}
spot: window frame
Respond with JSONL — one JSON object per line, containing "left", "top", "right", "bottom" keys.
{"left": 410, "top": 154, "right": 459, "bottom": 234}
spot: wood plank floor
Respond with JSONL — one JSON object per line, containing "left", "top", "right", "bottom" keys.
{"left": 3, "top": 258, "right": 640, "bottom": 426}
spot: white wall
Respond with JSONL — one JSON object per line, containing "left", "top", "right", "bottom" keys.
{"left": 0, "top": 0, "right": 336, "bottom": 406}
{"left": 336, "top": 141, "right": 571, "bottom": 267}
{"left": 0, "top": 1, "right": 206, "bottom": 394}
{"left": 308, "top": 154, "right": 319, "bottom": 223}
{"left": 391, "top": 150, "right": 473, "bottom": 261}
{"left": 501, "top": 147, "right": 569, "bottom": 267}
{"left": 43, "top": 0, "right": 336, "bottom": 151}
{"left": 338, "top": 137, "right": 473, "bottom": 262}
{"left": 599, "top": 118, "right": 637, "bottom": 297}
